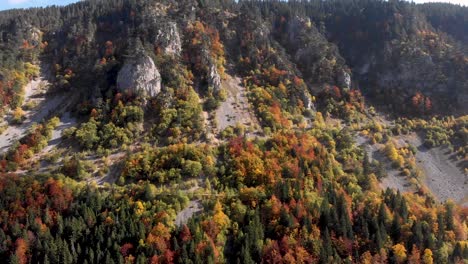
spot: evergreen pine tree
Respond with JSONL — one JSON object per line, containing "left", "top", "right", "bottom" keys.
{"left": 9, "top": 254, "right": 19, "bottom": 264}
{"left": 400, "top": 198, "right": 409, "bottom": 221}
{"left": 62, "top": 240, "right": 73, "bottom": 264}
{"left": 241, "top": 244, "right": 254, "bottom": 264}
{"left": 43, "top": 254, "right": 50, "bottom": 264}
{"left": 410, "top": 221, "right": 423, "bottom": 248}
{"left": 437, "top": 212, "right": 445, "bottom": 241}
{"left": 136, "top": 254, "right": 147, "bottom": 264}
{"left": 378, "top": 202, "right": 388, "bottom": 227}
{"left": 452, "top": 243, "right": 463, "bottom": 262}
{"left": 391, "top": 214, "right": 401, "bottom": 241}
{"left": 445, "top": 203, "right": 454, "bottom": 231}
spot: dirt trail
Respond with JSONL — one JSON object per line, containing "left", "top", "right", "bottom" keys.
{"left": 0, "top": 64, "right": 72, "bottom": 154}
{"left": 41, "top": 112, "right": 77, "bottom": 154}
{"left": 355, "top": 110, "right": 467, "bottom": 204}
{"left": 0, "top": 75, "right": 47, "bottom": 153}
{"left": 404, "top": 134, "right": 467, "bottom": 204}
{"left": 88, "top": 152, "right": 126, "bottom": 185}
{"left": 215, "top": 75, "right": 259, "bottom": 132}
{"left": 175, "top": 200, "right": 202, "bottom": 227}
{"left": 355, "top": 135, "right": 411, "bottom": 193}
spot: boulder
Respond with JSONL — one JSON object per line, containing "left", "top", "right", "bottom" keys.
{"left": 117, "top": 55, "right": 161, "bottom": 98}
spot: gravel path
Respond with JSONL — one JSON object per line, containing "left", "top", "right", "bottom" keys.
{"left": 175, "top": 200, "right": 202, "bottom": 227}
{"left": 355, "top": 135, "right": 411, "bottom": 193}
{"left": 41, "top": 112, "right": 77, "bottom": 154}
{"left": 215, "top": 75, "right": 259, "bottom": 131}
{"left": 89, "top": 152, "right": 126, "bottom": 185}
{"left": 0, "top": 75, "right": 46, "bottom": 152}
{"left": 0, "top": 64, "right": 70, "bottom": 154}
{"left": 404, "top": 134, "right": 467, "bottom": 204}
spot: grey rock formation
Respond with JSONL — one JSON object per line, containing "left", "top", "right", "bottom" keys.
{"left": 302, "top": 91, "right": 315, "bottom": 110}
{"left": 339, "top": 70, "right": 351, "bottom": 88}
{"left": 200, "top": 47, "right": 222, "bottom": 92}
{"left": 285, "top": 17, "right": 348, "bottom": 87}
{"left": 117, "top": 55, "right": 161, "bottom": 98}
{"left": 207, "top": 64, "right": 221, "bottom": 92}
{"left": 23, "top": 25, "right": 42, "bottom": 47}
{"left": 156, "top": 22, "right": 182, "bottom": 55}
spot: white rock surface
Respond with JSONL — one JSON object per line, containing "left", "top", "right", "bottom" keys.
{"left": 208, "top": 64, "right": 221, "bottom": 92}
{"left": 340, "top": 70, "right": 351, "bottom": 88}
{"left": 117, "top": 55, "right": 161, "bottom": 98}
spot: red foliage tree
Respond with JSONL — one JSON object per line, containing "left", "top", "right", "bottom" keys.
{"left": 180, "top": 225, "right": 192, "bottom": 242}
{"left": 45, "top": 178, "right": 73, "bottom": 211}
{"left": 120, "top": 243, "right": 134, "bottom": 257}
{"left": 262, "top": 240, "right": 283, "bottom": 263}
{"left": 14, "top": 238, "right": 28, "bottom": 264}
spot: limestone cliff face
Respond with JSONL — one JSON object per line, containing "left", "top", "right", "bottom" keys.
{"left": 156, "top": 22, "right": 182, "bottom": 55}
{"left": 117, "top": 55, "right": 161, "bottom": 98}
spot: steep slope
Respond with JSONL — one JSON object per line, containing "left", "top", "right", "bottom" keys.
{"left": 0, "top": 1, "right": 467, "bottom": 264}
{"left": 304, "top": 0, "right": 468, "bottom": 114}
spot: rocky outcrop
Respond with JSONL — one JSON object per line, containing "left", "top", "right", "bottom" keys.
{"left": 278, "top": 16, "right": 348, "bottom": 87}
{"left": 302, "top": 91, "right": 315, "bottom": 110}
{"left": 20, "top": 25, "right": 42, "bottom": 47}
{"left": 339, "top": 70, "right": 351, "bottom": 88}
{"left": 207, "top": 64, "right": 221, "bottom": 92}
{"left": 28, "top": 26, "right": 41, "bottom": 46}
{"left": 117, "top": 55, "right": 161, "bottom": 98}
{"left": 199, "top": 47, "right": 222, "bottom": 92}
{"left": 156, "top": 22, "right": 182, "bottom": 55}
{"left": 361, "top": 37, "right": 468, "bottom": 113}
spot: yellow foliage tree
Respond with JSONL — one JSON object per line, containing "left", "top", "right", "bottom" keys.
{"left": 313, "top": 112, "right": 325, "bottom": 128}
{"left": 147, "top": 222, "right": 171, "bottom": 252}
{"left": 24, "top": 62, "right": 40, "bottom": 77}
{"left": 134, "top": 201, "right": 145, "bottom": 216}
{"left": 213, "top": 200, "right": 230, "bottom": 229}
{"left": 13, "top": 107, "right": 26, "bottom": 123}
{"left": 422, "top": 249, "right": 433, "bottom": 264}
{"left": 385, "top": 142, "right": 399, "bottom": 161}
{"left": 360, "top": 251, "right": 373, "bottom": 264}
{"left": 392, "top": 243, "right": 407, "bottom": 264}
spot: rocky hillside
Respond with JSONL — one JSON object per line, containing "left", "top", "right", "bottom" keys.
{"left": 0, "top": 0, "right": 466, "bottom": 116}
{"left": 0, "top": 1, "right": 467, "bottom": 264}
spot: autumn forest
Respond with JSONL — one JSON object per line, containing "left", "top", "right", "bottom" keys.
{"left": 0, "top": 0, "right": 467, "bottom": 263}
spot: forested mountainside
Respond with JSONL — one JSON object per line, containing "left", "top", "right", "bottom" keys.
{"left": 0, "top": 0, "right": 467, "bottom": 263}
